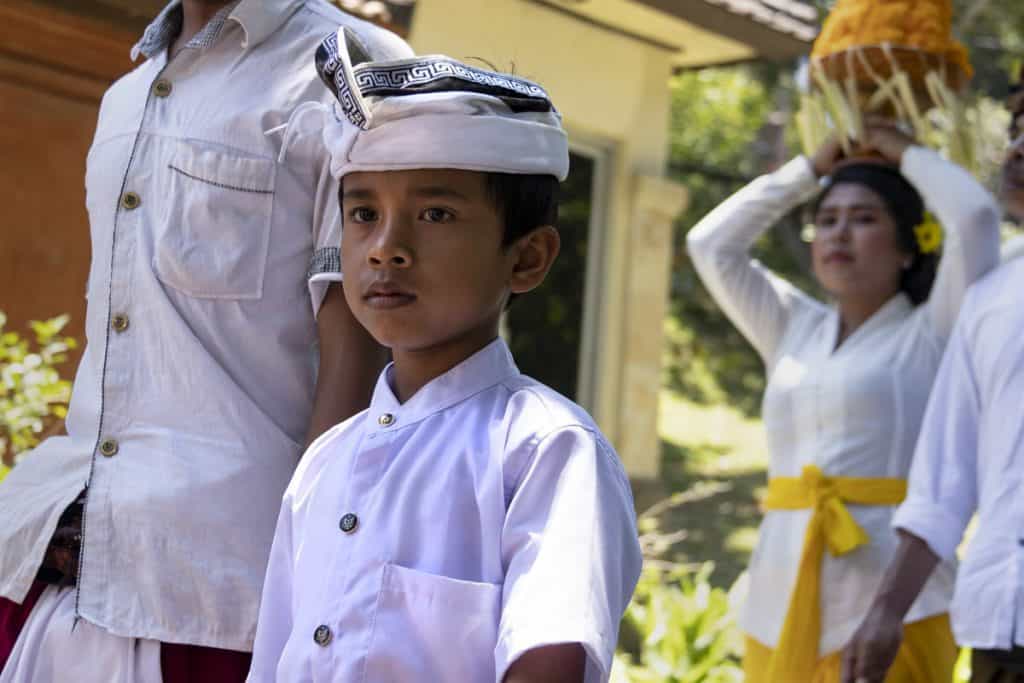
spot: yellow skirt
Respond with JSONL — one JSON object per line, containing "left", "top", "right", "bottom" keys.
{"left": 744, "top": 613, "right": 957, "bottom": 683}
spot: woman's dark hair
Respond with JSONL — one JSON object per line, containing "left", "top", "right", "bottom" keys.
{"left": 485, "top": 173, "right": 560, "bottom": 246}
{"left": 815, "top": 163, "right": 938, "bottom": 305}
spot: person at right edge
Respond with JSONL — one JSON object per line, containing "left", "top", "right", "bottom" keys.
{"left": 842, "top": 70, "right": 1024, "bottom": 683}
{"left": 687, "top": 123, "right": 1001, "bottom": 682}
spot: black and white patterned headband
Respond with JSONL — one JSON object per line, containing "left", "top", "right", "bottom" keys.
{"left": 315, "top": 28, "right": 555, "bottom": 130}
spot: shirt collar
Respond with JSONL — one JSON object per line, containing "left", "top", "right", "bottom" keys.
{"left": 132, "top": 0, "right": 302, "bottom": 61}
{"left": 367, "top": 339, "right": 520, "bottom": 432}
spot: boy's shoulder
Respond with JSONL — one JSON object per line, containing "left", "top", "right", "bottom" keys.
{"left": 285, "top": 409, "right": 369, "bottom": 501}
{"left": 497, "top": 373, "right": 603, "bottom": 436}
{"left": 496, "top": 373, "right": 621, "bottom": 464}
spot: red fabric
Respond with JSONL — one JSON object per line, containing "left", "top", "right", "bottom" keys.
{"left": 160, "top": 641, "right": 252, "bottom": 683}
{"left": 0, "top": 581, "right": 47, "bottom": 673}
{"left": 0, "top": 583, "right": 251, "bottom": 682}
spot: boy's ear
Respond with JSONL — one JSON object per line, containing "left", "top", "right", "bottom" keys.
{"left": 509, "top": 226, "right": 560, "bottom": 295}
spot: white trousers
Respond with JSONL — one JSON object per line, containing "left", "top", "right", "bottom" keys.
{"left": 0, "top": 586, "right": 162, "bottom": 683}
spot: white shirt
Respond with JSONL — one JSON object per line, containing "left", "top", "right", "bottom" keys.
{"left": 686, "top": 147, "right": 1001, "bottom": 654}
{"left": 893, "top": 257, "right": 1024, "bottom": 651}
{"left": 247, "top": 339, "right": 642, "bottom": 683}
{"left": 0, "top": 0, "right": 411, "bottom": 651}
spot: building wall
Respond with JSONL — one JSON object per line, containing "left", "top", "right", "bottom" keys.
{"left": 0, "top": 1, "right": 135, "bottom": 361}
{"left": 408, "top": 0, "right": 685, "bottom": 476}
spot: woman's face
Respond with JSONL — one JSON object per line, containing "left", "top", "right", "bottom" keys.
{"left": 811, "top": 182, "right": 912, "bottom": 303}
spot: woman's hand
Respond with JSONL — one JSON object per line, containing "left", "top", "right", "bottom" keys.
{"left": 811, "top": 136, "right": 846, "bottom": 178}
{"left": 858, "top": 122, "right": 915, "bottom": 165}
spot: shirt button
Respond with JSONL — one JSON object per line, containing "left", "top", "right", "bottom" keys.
{"left": 313, "top": 624, "right": 332, "bottom": 646}
{"left": 111, "top": 314, "right": 130, "bottom": 333}
{"left": 152, "top": 79, "right": 173, "bottom": 98}
{"left": 378, "top": 413, "right": 395, "bottom": 427}
{"left": 120, "top": 192, "right": 141, "bottom": 210}
{"left": 339, "top": 513, "right": 358, "bottom": 534}
{"left": 99, "top": 438, "right": 119, "bottom": 457}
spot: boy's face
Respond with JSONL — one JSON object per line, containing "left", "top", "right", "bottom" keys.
{"left": 340, "top": 169, "right": 557, "bottom": 355}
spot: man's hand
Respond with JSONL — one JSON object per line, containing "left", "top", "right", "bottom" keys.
{"left": 39, "top": 494, "right": 85, "bottom": 585}
{"left": 841, "top": 605, "right": 905, "bottom": 683}
{"left": 840, "top": 531, "right": 942, "bottom": 683}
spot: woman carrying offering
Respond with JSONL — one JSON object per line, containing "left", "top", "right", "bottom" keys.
{"left": 686, "top": 124, "right": 1001, "bottom": 683}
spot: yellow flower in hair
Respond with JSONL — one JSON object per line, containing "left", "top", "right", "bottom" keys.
{"left": 914, "top": 213, "right": 943, "bottom": 254}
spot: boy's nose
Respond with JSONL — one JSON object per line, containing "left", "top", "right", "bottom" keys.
{"left": 367, "top": 223, "right": 413, "bottom": 268}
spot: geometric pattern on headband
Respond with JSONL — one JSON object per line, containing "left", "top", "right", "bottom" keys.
{"left": 353, "top": 58, "right": 551, "bottom": 105}
{"left": 315, "top": 30, "right": 372, "bottom": 128}
{"left": 315, "top": 29, "right": 555, "bottom": 130}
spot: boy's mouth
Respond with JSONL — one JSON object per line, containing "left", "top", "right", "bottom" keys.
{"left": 364, "top": 282, "right": 417, "bottom": 309}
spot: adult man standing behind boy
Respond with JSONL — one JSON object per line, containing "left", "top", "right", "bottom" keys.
{"left": 0, "top": 1, "right": 410, "bottom": 681}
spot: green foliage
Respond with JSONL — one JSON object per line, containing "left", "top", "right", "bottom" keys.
{"left": 613, "top": 565, "right": 743, "bottom": 683}
{"left": 614, "top": 482, "right": 746, "bottom": 682}
{"left": 0, "top": 312, "right": 76, "bottom": 480}
{"left": 668, "top": 66, "right": 817, "bottom": 417}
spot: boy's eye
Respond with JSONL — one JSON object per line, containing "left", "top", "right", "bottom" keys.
{"left": 853, "top": 212, "right": 876, "bottom": 225}
{"left": 816, "top": 214, "right": 836, "bottom": 228}
{"left": 420, "top": 208, "right": 455, "bottom": 223}
{"left": 348, "top": 207, "right": 377, "bottom": 223}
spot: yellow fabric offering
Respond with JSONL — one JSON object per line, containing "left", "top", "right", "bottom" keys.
{"left": 744, "top": 613, "right": 957, "bottom": 682}
{"left": 810, "top": 0, "right": 972, "bottom": 81}
{"left": 757, "top": 465, "right": 909, "bottom": 682}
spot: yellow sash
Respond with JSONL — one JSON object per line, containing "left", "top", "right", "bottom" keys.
{"left": 762, "top": 465, "right": 907, "bottom": 682}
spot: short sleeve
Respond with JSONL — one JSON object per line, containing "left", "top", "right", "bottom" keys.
{"left": 307, "top": 151, "right": 343, "bottom": 317}
{"left": 496, "top": 427, "right": 642, "bottom": 683}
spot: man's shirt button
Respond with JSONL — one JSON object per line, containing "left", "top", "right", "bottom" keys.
{"left": 120, "top": 192, "right": 141, "bottom": 210}
{"left": 339, "top": 513, "right": 359, "bottom": 534}
{"left": 99, "top": 438, "right": 119, "bottom": 457}
{"left": 153, "top": 79, "right": 173, "bottom": 98}
{"left": 378, "top": 413, "right": 395, "bottom": 427}
{"left": 313, "top": 625, "right": 332, "bottom": 646}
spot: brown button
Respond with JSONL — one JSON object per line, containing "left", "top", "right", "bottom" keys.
{"left": 99, "top": 438, "right": 119, "bottom": 457}
{"left": 153, "top": 79, "right": 173, "bottom": 98}
{"left": 111, "top": 314, "right": 130, "bottom": 333}
{"left": 121, "top": 192, "right": 141, "bottom": 210}
{"left": 339, "top": 513, "right": 358, "bottom": 534}
{"left": 377, "top": 413, "right": 395, "bottom": 427}
{"left": 313, "top": 624, "right": 332, "bottom": 646}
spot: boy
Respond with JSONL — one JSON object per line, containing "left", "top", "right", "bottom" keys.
{"left": 246, "top": 29, "right": 643, "bottom": 683}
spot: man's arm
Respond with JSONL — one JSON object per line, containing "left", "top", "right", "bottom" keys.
{"left": 503, "top": 644, "right": 586, "bottom": 683}
{"left": 305, "top": 283, "right": 387, "bottom": 445}
{"left": 842, "top": 311, "right": 983, "bottom": 683}
{"left": 841, "top": 532, "right": 939, "bottom": 683}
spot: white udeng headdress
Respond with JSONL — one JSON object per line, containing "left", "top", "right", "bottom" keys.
{"left": 314, "top": 28, "right": 570, "bottom": 182}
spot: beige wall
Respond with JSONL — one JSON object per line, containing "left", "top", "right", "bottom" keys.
{"left": 409, "top": 0, "right": 684, "bottom": 477}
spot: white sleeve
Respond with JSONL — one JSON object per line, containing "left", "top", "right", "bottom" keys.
{"left": 495, "top": 427, "right": 642, "bottom": 683}
{"left": 307, "top": 151, "right": 343, "bottom": 318}
{"left": 900, "top": 146, "right": 1001, "bottom": 339}
{"left": 246, "top": 497, "right": 296, "bottom": 683}
{"left": 685, "top": 156, "right": 822, "bottom": 364}
{"left": 892, "top": 308, "right": 981, "bottom": 561}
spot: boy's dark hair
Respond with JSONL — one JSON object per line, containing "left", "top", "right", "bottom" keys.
{"left": 485, "top": 173, "right": 561, "bottom": 246}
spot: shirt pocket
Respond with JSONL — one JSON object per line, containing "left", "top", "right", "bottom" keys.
{"left": 154, "top": 142, "right": 276, "bottom": 300}
{"left": 363, "top": 563, "right": 502, "bottom": 683}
